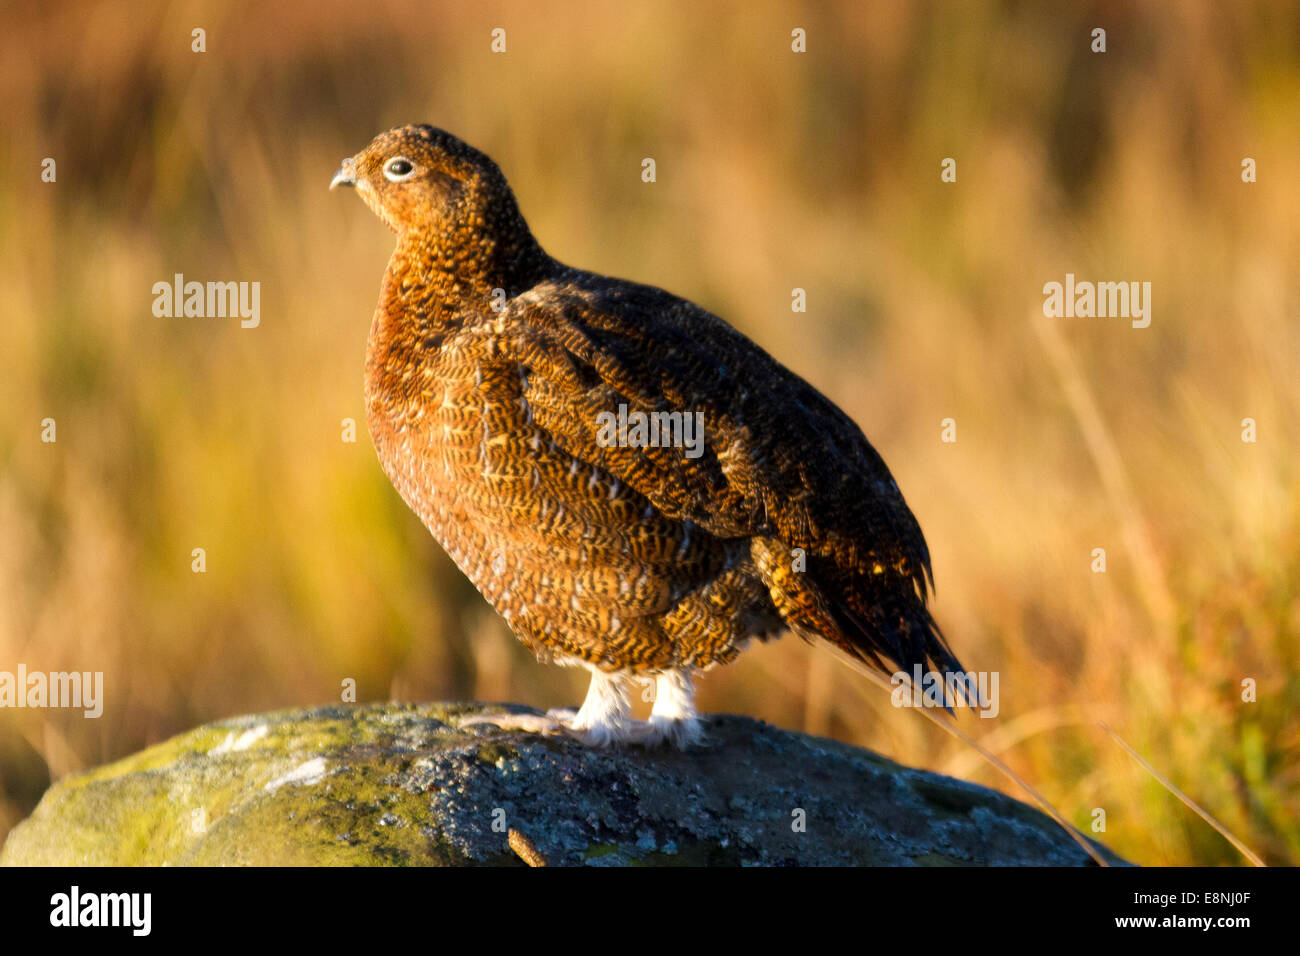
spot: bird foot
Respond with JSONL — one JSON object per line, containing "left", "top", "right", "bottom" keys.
{"left": 640, "top": 714, "right": 706, "bottom": 749}
{"left": 458, "top": 711, "right": 571, "bottom": 737}
{"left": 567, "top": 713, "right": 704, "bottom": 748}
{"left": 459, "top": 709, "right": 703, "bottom": 749}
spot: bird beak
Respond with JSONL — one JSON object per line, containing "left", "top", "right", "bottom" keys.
{"left": 330, "top": 158, "right": 356, "bottom": 191}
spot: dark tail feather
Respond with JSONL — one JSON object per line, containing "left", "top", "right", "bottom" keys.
{"left": 830, "top": 595, "right": 974, "bottom": 712}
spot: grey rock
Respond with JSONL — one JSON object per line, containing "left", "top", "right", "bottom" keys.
{"left": 0, "top": 702, "right": 1127, "bottom": 866}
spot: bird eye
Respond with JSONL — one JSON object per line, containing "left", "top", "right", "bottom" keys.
{"left": 384, "top": 157, "right": 416, "bottom": 182}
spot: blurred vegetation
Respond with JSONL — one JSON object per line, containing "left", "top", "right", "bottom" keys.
{"left": 1, "top": 0, "right": 1297, "bottom": 865}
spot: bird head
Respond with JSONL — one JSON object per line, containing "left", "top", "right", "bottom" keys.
{"left": 331, "top": 124, "right": 546, "bottom": 289}
{"left": 330, "top": 124, "right": 509, "bottom": 234}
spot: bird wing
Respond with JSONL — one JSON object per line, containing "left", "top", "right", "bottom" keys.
{"left": 505, "top": 274, "right": 964, "bottom": 678}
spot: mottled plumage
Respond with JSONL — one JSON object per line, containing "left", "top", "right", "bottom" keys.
{"left": 331, "top": 125, "right": 964, "bottom": 747}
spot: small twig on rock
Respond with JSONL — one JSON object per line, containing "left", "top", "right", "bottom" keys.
{"left": 508, "top": 828, "right": 549, "bottom": 867}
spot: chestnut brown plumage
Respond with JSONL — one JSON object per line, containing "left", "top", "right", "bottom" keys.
{"left": 331, "top": 124, "right": 965, "bottom": 747}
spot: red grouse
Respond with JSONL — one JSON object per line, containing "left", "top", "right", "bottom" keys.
{"left": 331, "top": 125, "right": 963, "bottom": 747}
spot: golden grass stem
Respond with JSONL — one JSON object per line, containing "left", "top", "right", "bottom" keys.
{"left": 1100, "top": 722, "right": 1265, "bottom": 867}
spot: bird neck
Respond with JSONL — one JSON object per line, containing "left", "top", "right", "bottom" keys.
{"left": 395, "top": 213, "right": 552, "bottom": 308}
{"left": 366, "top": 226, "right": 551, "bottom": 355}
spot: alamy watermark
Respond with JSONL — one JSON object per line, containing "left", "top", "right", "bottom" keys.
{"left": 595, "top": 403, "right": 705, "bottom": 459}
{"left": 0, "top": 665, "right": 103, "bottom": 718}
{"left": 891, "top": 665, "right": 999, "bottom": 718}
{"left": 152, "top": 273, "right": 260, "bottom": 328}
{"left": 50, "top": 886, "right": 150, "bottom": 936}
{"left": 1042, "top": 273, "right": 1151, "bottom": 328}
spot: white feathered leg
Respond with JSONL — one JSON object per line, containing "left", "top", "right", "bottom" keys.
{"left": 643, "top": 669, "right": 704, "bottom": 748}
{"left": 556, "top": 669, "right": 633, "bottom": 746}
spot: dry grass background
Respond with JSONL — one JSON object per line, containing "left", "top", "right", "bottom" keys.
{"left": 1, "top": 0, "right": 1297, "bottom": 865}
